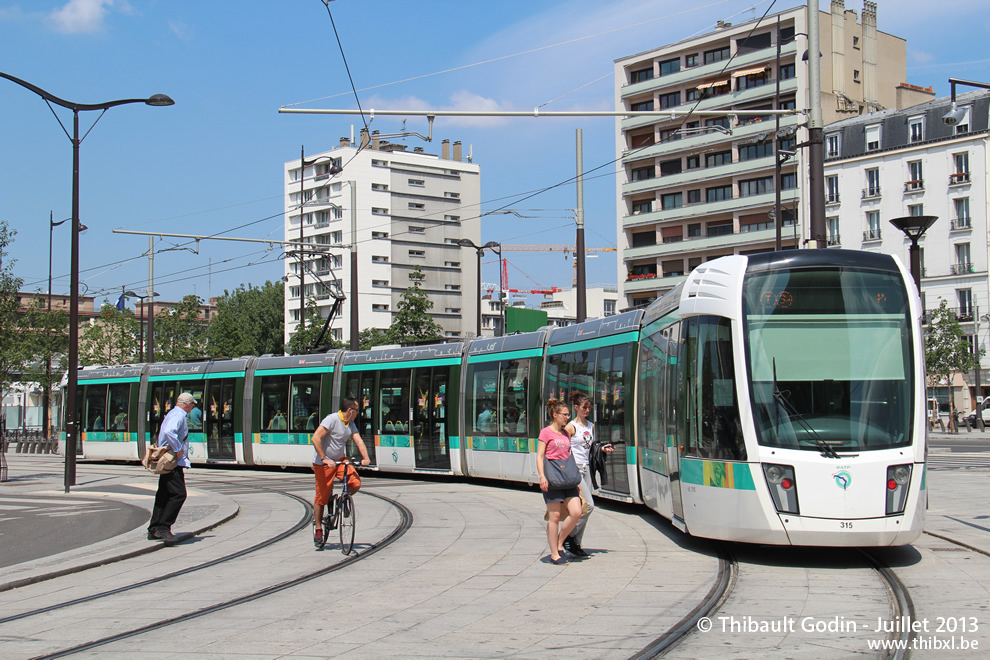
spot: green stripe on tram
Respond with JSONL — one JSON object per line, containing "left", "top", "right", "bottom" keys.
{"left": 82, "top": 431, "right": 134, "bottom": 442}
{"left": 255, "top": 432, "right": 312, "bottom": 445}
{"left": 467, "top": 436, "right": 533, "bottom": 452}
{"left": 343, "top": 357, "right": 460, "bottom": 372}
{"left": 546, "top": 330, "right": 639, "bottom": 355}
{"left": 78, "top": 377, "right": 140, "bottom": 385}
{"left": 468, "top": 348, "right": 542, "bottom": 364}
{"left": 680, "top": 458, "right": 756, "bottom": 490}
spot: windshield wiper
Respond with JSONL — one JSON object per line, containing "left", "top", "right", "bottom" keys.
{"left": 772, "top": 358, "right": 841, "bottom": 459}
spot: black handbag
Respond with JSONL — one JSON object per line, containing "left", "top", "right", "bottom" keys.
{"left": 544, "top": 454, "right": 582, "bottom": 489}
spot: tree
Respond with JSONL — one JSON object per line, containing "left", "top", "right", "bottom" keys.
{"left": 0, "top": 221, "right": 26, "bottom": 400}
{"left": 80, "top": 302, "right": 140, "bottom": 366}
{"left": 359, "top": 327, "right": 392, "bottom": 350}
{"left": 154, "top": 295, "right": 207, "bottom": 362}
{"left": 207, "top": 281, "right": 285, "bottom": 358}
{"left": 387, "top": 265, "right": 443, "bottom": 344}
{"left": 20, "top": 296, "right": 69, "bottom": 437}
{"left": 925, "top": 299, "right": 982, "bottom": 432}
{"left": 286, "top": 297, "right": 340, "bottom": 355}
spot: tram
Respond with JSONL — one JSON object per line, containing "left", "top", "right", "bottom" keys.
{"left": 63, "top": 249, "right": 926, "bottom": 546}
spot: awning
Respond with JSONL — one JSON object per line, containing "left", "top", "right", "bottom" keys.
{"left": 732, "top": 66, "right": 769, "bottom": 78}
{"left": 697, "top": 79, "right": 729, "bottom": 90}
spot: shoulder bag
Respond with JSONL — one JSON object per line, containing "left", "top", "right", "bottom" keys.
{"left": 144, "top": 445, "right": 177, "bottom": 474}
{"left": 543, "top": 453, "right": 581, "bottom": 489}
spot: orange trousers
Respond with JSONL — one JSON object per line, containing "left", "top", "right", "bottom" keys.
{"left": 312, "top": 462, "right": 361, "bottom": 506}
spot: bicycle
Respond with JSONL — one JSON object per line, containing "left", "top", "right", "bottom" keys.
{"left": 317, "top": 458, "right": 358, "bottom": 555}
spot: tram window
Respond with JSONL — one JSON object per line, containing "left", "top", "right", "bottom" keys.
{"left": 345, "top": 372, "right": 376, "bottom": 436}
{"left": 550, "top": 351, "right": 574, "bottom": 402}
{"left": 697, "top": 318, "right": 745, "bottom": 460}
{"left": 500, "top": 360, "right": 529, "bottom": 437}
{"left": 683, "top": 319, "right": 700, "bottom": 454}
{"left": 260, "top": 376, "right": 290, "bottom": 432}
{"left": 637, "top": 337, "right": 660, "bottom": 454}
{"left": 571, "top": 350, "right": 596, "bottom": 402}
{"left": 666, "top": 323, "right": 683, "bottom": 443}
{"left": 84, "top": 385, "right": 108, "bottom": 431}
{"left": 108, "top": 384, "right": 130, "bottom": 431}
{"left": 291, "top": 377, "right": 321, "bottom": 432}
{"left": 379, "top": 369, "right": 410, "bottom": 431}
{"left": 544, "top": 355, "right": 561, "bottom": 405}
{"left": 470, "top": 362, "right": 499, "bottom": 434}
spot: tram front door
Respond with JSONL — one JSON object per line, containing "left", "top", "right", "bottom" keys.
{"left": 413, "top": 367, "right": 451, "bottom": 470}
{"left": 206, "top": 378, "right": 236, "bottom": 460}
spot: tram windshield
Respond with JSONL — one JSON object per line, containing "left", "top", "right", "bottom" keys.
{"left": 743, "top": 266, "right": 913, "bottom": 452}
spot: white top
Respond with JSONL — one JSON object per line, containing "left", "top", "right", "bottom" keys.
{"left": 312, "top": 412, "right": 358, "bottom": 464}
{"left": 568, "top": 417, "right": 594, "bottom": 467}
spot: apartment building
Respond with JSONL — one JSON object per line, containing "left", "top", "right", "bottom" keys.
{"left": 613, "top": 1, "right": 927, "bottom": 309}
{"left": 537, "top": 286, "right": 619, "bottom": 327}
{"left": 283, "top": 133, "right": 481, "bottom": 345}
{"left": 823, "top": 89, "right": 990, "bottom": 411}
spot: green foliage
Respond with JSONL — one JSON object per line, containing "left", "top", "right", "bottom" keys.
{"left": 387, "top": 265, "right": 443, "bottom": 344}
{"left": 359, "top": 327, "right": 392, "bottom": 350}
{"left": 0, "top": 221, "right": 25, "bottom": 397}
{"left": 286, "top": 297, "right": 340, "bottom": 355}
{"left": 80, "top": 302, "right": 140, "bottom": 366}
{"left": 154, "top": 294, "right": 207, "bottom": 361}
{"left": 207, "top": 281, "right": 285, "bottom": 358}
{"left": 925, "top": 299, "right": 982, "bottom": 419}
{"left": 19, "top": 295, "right": 69, "bottom": 393}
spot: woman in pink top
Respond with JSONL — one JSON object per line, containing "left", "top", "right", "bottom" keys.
{"left": 537, "top": 398, "right": 582, "bottom": 565}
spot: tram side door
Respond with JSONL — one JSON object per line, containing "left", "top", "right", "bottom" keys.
{"left": 206, "top": 378, "right": 236, "bottom": 460}
{"left": 667, "top": 322, "right": 685, "bottom": 521}
{"left": 413, "top": 367, "right": 451, "bottom": 470}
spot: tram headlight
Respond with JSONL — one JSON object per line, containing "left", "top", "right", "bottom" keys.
{"left": 762, "top": 463, "right": 799, "bottom": 514}
{"left": 885, "top": 464, "right": 913, "bottom": 515}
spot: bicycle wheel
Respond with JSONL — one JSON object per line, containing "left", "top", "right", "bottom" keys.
{"left": 338, "top": 493, "right": 355, "bottom": 555}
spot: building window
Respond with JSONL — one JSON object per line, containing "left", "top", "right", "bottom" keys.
{"left": 371, "top": 183, "right": 388, "bottom": 192}
{"left": 659, "top": 158, "right": 682, "bottom": 176}
{"left": 372, "top": 255, "right": 389, "bottom": 263}
{"left": 707, "top": 222, "right": 733, "bottom": 237}
{"left": 779, "top": 63, "right": 796, "bottom": 80}
{"left": 952, "top": 152, "right": 970, "bottom": 183}
{"left": 409, "top": 226, "right": 425, "bottom": 233}
{"left": 686, "top": 155, "right": 700, "bottom": 170}
{"left": 953, "top": 198, "right": 971, "bottom": 229}
{"left": 781, "top": 173, "right": 797, "bottom": 190}
{"left": 445, "top": 284, "right": 461, "bottom": 291}
{"left": 603, "top": 300, "right": 616, "bottom": 316}
{"left": 445, "top": 215, "right": 460, "bottom": 222}
{"left": 706, "top": 185, "right": 733, "bottom": 203}
{"left": 853, "top": 70, "right": 860, "bottom": 82}
{"left": 372, "top": 304, "right": 389, "bottom": 312}
{"left": 409, "top": 249, "right": 425, "bottom": 258}
{"left": 685, "top": 54, "right": 699, "bottom": 67}
{"left": 852, "top": 36, "right": 860, "bottom": 49}
{"left": 658, "top": 92, "right": 680, "bottom": 110}
{"left": 631, "top": 165, "right": 655, "bottom": 181}
{"left": 331, "top": 231, "right": 343, "bottom": 243}
{"left": 372, "top": 280, "right": 389, "bottom": 287}
{"left": 738, "top": 176, "right": 773, "bottom": 197}
{"left": 687, "top": 189, "right": 701, "bottom": 204}
{"left": 631, "top": 230, "right": 656, "bottom": 247}
{"left": 659, "top": 57, "right": 680, "bottom": 77}
{"left": 371, "top": 159, "right": 388, "bottom": 167}
{"left": 686, "top": 89, "right": 698, "bottom": 102}
{"left": 955, "top": 243, "right": 972, "bottom": 274}
{"left": 631, "top": 200, "right": 653, "bottom": 215}
{"left": 739, "top": 142, "right": 773, "bottom": 161}
{"left": 661, "top": 192, "right": 683, "bottom": 210}
{"left": 826, "top": 175, "right": 839, "bottom": 203}
{"left": 705, "top": 117, "right": 730, "bottom": 130}
{"left": 444, "top": 192, "right": 460, "bottom": 199}
{"left": 909, "top": 116, "right": 924, "bottom": 143}
{"left": 372, "top": 207, "right": 389, "bottom": 215}
{"left": 372, "top": 231, "right": 388, "bottom": 239}
{"left": 408, "top": 202, "right": 425, "bottom": 210}
{"left": 408, "top": 178, "right": 425, "bottom": 186}
{"left": 865, "top": 124, "right": 881, "bottom": 151}
{"left": 905, "top": 161, "right": 924, "bottom": 191}
{"left": 908, "top": 204, "right": 924, "bottom": 217}
{"left": 704, "top": 46, "right": 730, "bottom": 65}
{"left": 955, "top": 105, "right": 972, "bottom": 134}
{"left": 705, "top": 150, "right": 732, "bottom": 168}
{"left": 630, "top": 67, "right": 654, "bottom": 83}
{"left": 823, "top": 133, "right": 839, "bottom": 158}
{"left": 864, "top": 168, "right": 881, "bottom": 198}
{"left": 687, "top": 223, "right": 701, "bottom": 238}
{"left": 827, "top": 217, "right": 840, "bottom": 246}
{"left": 445, "top": 308, "right": 461, "bottom": 314}
{"left": 865, "top": 211, "right": 881, "bottom": 241}
{"left": 444, "top": 261, "right": 460, "bottom": 268}
{"left": 659, "top": 127, "right": 680, "bottom": 143}
{"left": 737, "top": 32, "right": 771, "bottom": 53}
{"left": 631, "top": 100, "right": 654, "bottom": 112}
{"left": 959, "top": 289, "right": 974, "bottom": 318}
{"left": 738, "top": 70, "right": 769, "bottom": 90}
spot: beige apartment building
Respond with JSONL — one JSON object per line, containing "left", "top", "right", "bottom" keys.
{"left": 614, "top": 1, "right": 931, "bottom": 309}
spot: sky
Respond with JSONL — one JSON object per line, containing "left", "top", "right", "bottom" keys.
{"left": 1, "top": 0, "right": 988, "bottom": 311}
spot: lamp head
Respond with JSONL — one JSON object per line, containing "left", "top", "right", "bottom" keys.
{"left": 942, "top": 102, "right": 966, "bottom": 127}
{"left": 890, "top": 214, "right": 938, "bottom": 240}
{"left": 454, "top": 238, "right": 475, "bottom": 248}
{"left": 482, "top": 241, "right": 500, "bottom": 250}
{"left": 146, "top": 94, "right": 175, "bottom": 107}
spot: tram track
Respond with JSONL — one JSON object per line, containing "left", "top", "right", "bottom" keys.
{"left": 859, "top": 549, "right": 917, "bottom": 660}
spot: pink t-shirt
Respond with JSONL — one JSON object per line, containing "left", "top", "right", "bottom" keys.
{"left": 539, "top": 427, "right": 571, "bottom": 460}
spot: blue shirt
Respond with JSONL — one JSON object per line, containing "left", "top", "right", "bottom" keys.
{"left": 159, "top": 406, "right": 191, "bottom": 468}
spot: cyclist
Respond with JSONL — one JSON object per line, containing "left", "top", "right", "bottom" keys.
{"left": 311, "top": 397, "right": 371, "bottom": 547}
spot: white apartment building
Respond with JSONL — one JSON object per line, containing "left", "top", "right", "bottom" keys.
{"left": 823, "top": 89, "right": 990, "bottom": 411}
{"left": 283, "top": 133, "right": 481, "bottom": 345}
{"left": 613, "top": 1, "right": 929, "bottom": 310}
{"left": 537, "top": 286, "right": 619, "bottom": 327}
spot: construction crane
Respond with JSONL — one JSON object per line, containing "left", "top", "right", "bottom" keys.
{"left": 499, "top": 244, "right": 618, "bottom": 287}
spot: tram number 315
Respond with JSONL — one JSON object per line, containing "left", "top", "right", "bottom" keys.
{"left": 840, "top": 521, "right": 854, "bottom": 529}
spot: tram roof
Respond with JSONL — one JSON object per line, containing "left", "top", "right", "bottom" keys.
{"left": 746, "top": 249, "right": 900, "bottom": 273}
{"left": 343, "top": 341, "right": 465, "bottom": 366}
{"left": 545, "top": 310, "right": 643, "bottom": 347}
{"left": 78, "top": 365, "right": 144, "bottom": 381}
{"left": 254, "top": 351, "right": 340, "bottom": 371}
{"left": 467, "top": 330, "right": 547, "bottom": 358}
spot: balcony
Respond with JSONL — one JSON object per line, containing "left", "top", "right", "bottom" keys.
{"left": 950, "top": 172, "right": 971, "bottom": 185}
{"left": 903, "top": 180, "right": 924, "bottom": 193}
{"left": 861, "top": 187, "right": 881, "bottom": 200}
{"left": 950, "top": 262, "right": 975, "bottom": 275}
{"left": 825, "top": 192, "right": 840, "bottom": 204}
{"left": 863, "top": 229, "right": 882, "bottom": 242}
{"left": 950, "top": 217, "right": 972, "bottom": 231}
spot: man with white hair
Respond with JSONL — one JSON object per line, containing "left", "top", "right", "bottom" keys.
{"left": 148, "top": 392, "right": 195, "bottom": 543}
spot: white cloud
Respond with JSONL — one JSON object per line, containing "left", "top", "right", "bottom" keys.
{"left": 47, "top": 0, "right": 128, "bottom": 34}
{"left": 169, "top": 19, "right": 193, "bottom": 42}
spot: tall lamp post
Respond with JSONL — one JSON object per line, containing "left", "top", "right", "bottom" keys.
{"left": 889, "top": 215, "right": 937, "bottom": 291}
{"left": 455, "top": 239, "right": 500, "bottom": 337}
{"left": 124, "top": 290, "right": 158, "bottom": 361}
{"left": 45, "top": 214, "right": 69, "bottom": 442}
{"left": 0, "top": 71, "right": 173, "bottom": 492}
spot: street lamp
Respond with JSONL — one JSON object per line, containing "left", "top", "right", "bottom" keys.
{"left": 45, "top": 213, "right": 70, "bottom": 443}
{"left": 889, "top": 215, "right": 937, "bottom": 291}
{"left": 455, "top": 239, "right": 500, "bottom": 337}
{"left": 0, "top": 71, "right": 173, "bottom": 492}
{"left": 124, "top": 290, "right": 158, "bottom": 361}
